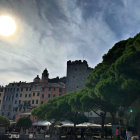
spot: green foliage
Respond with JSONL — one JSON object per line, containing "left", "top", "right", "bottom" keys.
{"left": 0, "top": 116, "right": 10, "bottom": 127}
{"left": 86, "top": 33, "right": 140, "bottom": 107}
{"left": 32, "top": 92, "right": 88, "bottom": 124}
{"left": 16, "top": 116, "right": 32, "bottom": 129}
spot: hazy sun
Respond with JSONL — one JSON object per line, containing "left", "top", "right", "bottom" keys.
{"left": 0, "top": 16, "right": 16, "bottom": 37}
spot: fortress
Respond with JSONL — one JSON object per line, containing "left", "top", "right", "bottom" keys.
{"left": 66, "top": 60, "right": 93, "bottom": 93}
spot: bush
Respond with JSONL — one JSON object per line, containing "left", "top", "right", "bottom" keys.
{"left": 16, "top": 116, "right": 32, "bottom": 129}
{"left": 0, "top": 116, "right": 10, "bottom": 127}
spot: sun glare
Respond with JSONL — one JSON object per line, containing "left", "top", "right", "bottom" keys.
{"left": 0, "top": 16, "right": 16, "bottom": 37}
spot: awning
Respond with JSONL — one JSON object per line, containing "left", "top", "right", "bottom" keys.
{"left": 76, "top": 122, "right": 101, "bottom": 128}
{"left": 60, "top": 120, "right": 74, "bottom": 127}
{"left": 32, "top": 121, "right": 51, "bottom": 126}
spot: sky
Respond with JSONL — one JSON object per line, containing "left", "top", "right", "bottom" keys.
{"left": 0, "top": 0, "right": 140, "bottom": 85}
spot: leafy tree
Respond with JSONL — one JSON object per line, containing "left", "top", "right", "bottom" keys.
{"left": 16, "top": 116, "right": 32, "bottom": 130}
{"left": 85, "top": 33, "right": 140, "bottom": 136}
{"left": 32, "top": 93, "right": 88, "bottom": 139}
{"left": 86, "top": 33, "right": 140, "bottom": 107}
{"left": 0, "top": 116, "right": 10, "bottom": 127}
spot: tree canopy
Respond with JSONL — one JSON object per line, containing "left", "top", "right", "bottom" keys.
{"left": 32, "top": 92, "right": 88, "bottom": 124}
{"left": 86, "top": 33, "right": 140, "bottom": 107}
{"left": 0, "top": 116, "right": 10, "bottom": 127}
{"left": 16, "top": 116, "right": 32, "bottom": 129}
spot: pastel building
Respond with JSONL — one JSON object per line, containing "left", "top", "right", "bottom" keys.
{"left": 1, "top": 69, "right": 66, "bottom": 120}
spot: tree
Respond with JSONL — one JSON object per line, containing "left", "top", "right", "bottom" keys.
{"left": 32, "top": 93, "right": 88, "bottom": 139}
{"left": 78, "top": 88, "right": 116, "bottom": 137}
{"left": 0, "top": 116, "right": 10, "bottom": 127}
{"left": 85, "top": 33, "right": 140, "bottom": 136}
{"left": 16, "top": 116, "right": 32, "bottom": 130}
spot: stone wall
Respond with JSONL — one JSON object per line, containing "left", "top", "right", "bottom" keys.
{"left": 66, "top": 60, "right": 93, "bottom": 93}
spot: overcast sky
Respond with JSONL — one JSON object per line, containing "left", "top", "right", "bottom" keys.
{"left": 0, "top": 0, "right": 140, "bottom": 85}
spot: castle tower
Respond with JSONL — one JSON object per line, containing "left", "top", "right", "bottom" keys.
{"left": 42, "top": 68, "right": 49, "bottom": 82}
{"left": 66, "top": 60, "right": 93, "bottom": 93}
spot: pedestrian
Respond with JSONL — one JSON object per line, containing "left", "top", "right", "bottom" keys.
{"left": 116, "top": 127, "right": 120, "bottom": 140}
{"left": 126, "top": 128, "right": 132, "bottom": 140}
{"left": 80, "top": 128, "right": 85, "bottom": 140}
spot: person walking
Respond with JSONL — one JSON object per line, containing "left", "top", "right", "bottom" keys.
{"left": 126, "top": 128, "right": 132, "bottom": 140}
{"left": 116, "top": 127, "right": 120, "bottom": 140}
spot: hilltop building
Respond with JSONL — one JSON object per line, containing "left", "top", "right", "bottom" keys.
{"left": 66, "top": 60, "right": 93, "bottom": 93}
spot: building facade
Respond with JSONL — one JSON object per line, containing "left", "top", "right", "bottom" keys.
{"left": 1, "top": 69, "right": 65, "bottom": 120}
{"left": 0, "top": 86, "right": 4, "bottom": 115}
{"left": 66, "top": 60, "right": 93, "bottom": 93}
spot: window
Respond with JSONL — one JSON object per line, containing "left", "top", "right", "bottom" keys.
{"left": 36, "top": 100, "right": 38, "bottom": 104}
{"left": 8, "top": 112, "right": 10, "bottom": 116}
{"left": 21, "top": 88, "right": 23, "bottom": 92}
{"left": 28, "top": 101, "right": 30, "bottom": 104}
{"left": 37, "top": 92, "right": 40, "bottom": 96}
{"left": 29, "top": 88, "right": 31, "bottom": 91}
{"left": 48, "top": 94, "right": 51, "bottom": 98}
{"left": 53, "top": 88, "right": 55, "bottom": 91}
{"left": 25, "top": 94, "right": 27, "bottom": 97}
{"left": 42, "top": 87, "right": 44, "bottom": 91}
{"left": 19, "top": 100, "right": 21, "bottom": 104}
{"left": 0, "top": 93, "right": 1, "bottom": 97}
{"left": 0, "top": 100, "right": 1, "bottom": 104}
{"left": 20, "top": 94, "right": 22, "bottom": 97}
{"left": 49, "top": 87, "right": 51, "bottom": 91}
{"left": 15, "top": 100, "right": 17, "bottom": 104}
{"left": 41, "top": 101, "right": 43, "bottom": 104}
{"left": 29, "top": 94, "right": 31, "bottom": 97}
{"left": 33, "top": 93, "right": 35, "bottom": 96}
{"left": 53, "top": 94, "right": 56, "bottom": 97}
{"left": 16, "top": 93, "right": 18, "bottom": 97}
{"left": 42, "top": 94, "right": 44, "bottom": 98}
{"left": 26, "top": 88, "right": 28, "bottom": 91}
{"left": 17, "top": 88, "right": 19, "bottom": 91}
{"left": 59, "top": 88, "right": 62, "bottom": 93}
{"left": 32, "top": 100, "right": 34, "bottom": 104}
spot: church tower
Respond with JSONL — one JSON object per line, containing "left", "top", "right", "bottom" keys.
{"left": 42, "top": 68, "right": 49, "bottom": 82}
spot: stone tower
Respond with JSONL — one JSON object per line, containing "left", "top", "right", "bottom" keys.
{"left": 66, "top": 60, "right": 93, "bottom": 93}
{"left": 42, "top": 68, "right": 49, "bottom": 82}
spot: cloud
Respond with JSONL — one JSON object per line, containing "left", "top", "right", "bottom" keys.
{"left": 0, "top": 0, "right": 140, "bottom": 85}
